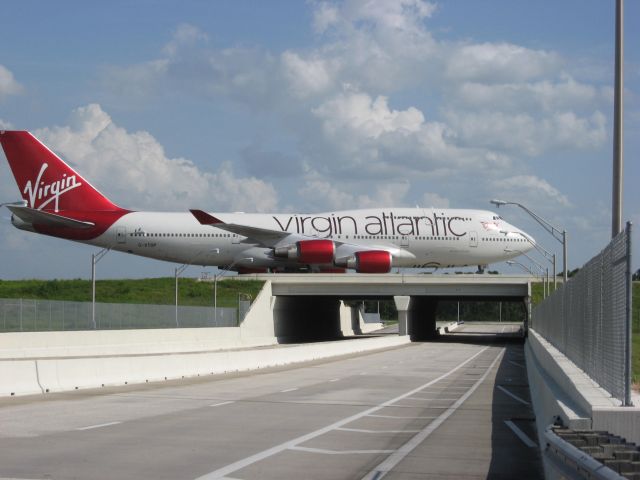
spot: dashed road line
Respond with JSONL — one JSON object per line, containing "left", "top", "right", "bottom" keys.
{"left": 209, "top": 401, "right": 235, "bottom": 408}
{"left": 76, "top": 421, "right": 121, "bottom": 431}
{"left": 337, "top": 428, "right": 421, "bottom": 434}
{"left": 193, "top": 346, "right": 491, "bottom": 480}
{"left": 290, "top": 446, "right": 395, "bottom": 455}
{"left": 361, "top": 348, "right": 504, "bottom": 480}
{"left": 367, "top": 414, "right": 437, "bottom": 420}
{"left": 280, "top": 388, "right": 299, "bottom": 393}
{"left": 504, "top": 420, "right": 537, "bottom": 447}
{"left": 497, "top": 385, "right": 530, "bottom": 405}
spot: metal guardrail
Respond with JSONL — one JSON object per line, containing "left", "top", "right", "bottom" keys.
{"left": 532, "top": 222, "right": 633, "bottom": 405}
{"left": 0, "top": 299, "right": 240, "bottom": 331}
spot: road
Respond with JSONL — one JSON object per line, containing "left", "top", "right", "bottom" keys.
{"left": 0, "top": 328, "right": 541, "bottom": 479}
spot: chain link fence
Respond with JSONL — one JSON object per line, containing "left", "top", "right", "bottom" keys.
{"left": 532, "top": 223, "right": 633, "bottom": 405}
{"left": 0, "top": 299, "right": 241, "bottom": 331}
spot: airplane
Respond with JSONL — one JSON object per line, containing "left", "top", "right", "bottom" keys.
{"left": 0, "top": 130, "right": 535, "bottom": 274}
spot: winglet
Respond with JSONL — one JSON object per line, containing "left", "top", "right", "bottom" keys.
{"left": 190, "top": 209, "right": 223, "bottom": 225}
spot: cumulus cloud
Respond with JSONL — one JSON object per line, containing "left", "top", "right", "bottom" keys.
{"left": 35, "top": 104, "right": 278, "bottom": 212}
{"left": 493, "top": 175, "right": 570, "bottom": 207}
{"left": 95, "top": 1, "right": 612, "bottom": 222}
{"left": 446, "top": 43, "right": 562, "bottom": 83}
{"left": 0, "top": 65, "right": 24, "bottom": 99}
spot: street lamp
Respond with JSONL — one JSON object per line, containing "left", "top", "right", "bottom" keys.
{"left": 175, "top": 249, "right": 219, "bottom": 327}
{"left": 91, "top": 247, "right": 111, "bottom": 329}
{"left": 491, "top": 199, "right": 568, "bottom": 282}
{"left": 213, "top": 257, "right": 254, "bottom": 323}
{"left": 501, "top": 230, "right": 557, "bottom": 289}
{"left": 506, "top": 259, "right": 549, "bottom": 298}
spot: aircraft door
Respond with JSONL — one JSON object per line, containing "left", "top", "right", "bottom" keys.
{"left": 116, "top": 227, "right": 127, "bottom": 244}
{"left": 400, "top": 236, "right": 409, "bottom": 248}
{"left": 469, "top": 231, "right": 478, "bottom": 248}
{"left": 232, "top": 234, "right": 241, "bottom": 244}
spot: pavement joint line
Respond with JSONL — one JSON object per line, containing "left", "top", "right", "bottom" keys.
{"left": 360, "top": 348, "right": 505, "bottom": 480}
{"left": 76, "top": 421, "right": 121, "bottom": 431}
{"left": 504, "top": 420, "right": 537, "bottom": 448}
{"left": 508, "top": 360, "right": 525, "bottom": 368}
{"left": 289, "top": 446, "right": 396, "bottom": 455}
{"left": 209, "top": 401, "right": 235, "bottom": 408}
{"left": 329, "top": 378, "right": 340, "bottom": 382}
{"left": 280, "top": 388, "right": 298, "bottom": 393}
{"left": 192, "top": 345, "right": 490, "bottom": 480}
{"left": 367, "top": 414, "right": 437, "bottom": 419}
{"left": 406, "top": 397, "right": 458, "bottom": 401}
{"left": 496, "top": 386, "right": 530, "bottom": 405}
{"left": 336, "top": 428, "right": 421, "bottom": 434}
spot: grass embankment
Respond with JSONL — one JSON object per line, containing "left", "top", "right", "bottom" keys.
{"left": 0, "top": 278, "right": 265, "bottom": 308}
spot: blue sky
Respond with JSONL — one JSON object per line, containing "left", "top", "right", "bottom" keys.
{"left": 0, "top": 0, "right": 638, "bottom": 279}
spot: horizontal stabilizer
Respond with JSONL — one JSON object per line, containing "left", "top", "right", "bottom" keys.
{"left": 7, "top": 206, "right": 95, "bottom": 229}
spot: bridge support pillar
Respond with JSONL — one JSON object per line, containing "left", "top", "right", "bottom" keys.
{"left": 394, "top": 296, "right": 410, "bottom": 336}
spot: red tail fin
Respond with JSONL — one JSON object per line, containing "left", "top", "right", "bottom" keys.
{"left": 0, "top": 131, "right": 121, "bottom": 212}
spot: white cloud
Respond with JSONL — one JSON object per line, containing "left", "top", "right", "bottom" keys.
{"left": 298, "top": 177, "right": 411, "bottom": 211}
{"left": 0, "top": 119, "right": 13, "bottom": 129}
{"left": 0, "top": 65, "right": 24, "bottom": 99}
{"left": 444, "top": 110, "right": 606, "bottom": 156}
{"left": 446, "top": 43, "right": 561, "bottom": 83}
{"left": 281, "top": 51, "right": 335, "bottom": 98}
{"left": 494, "top": 175, "right": 570, "bottom": 207}
{"left": 451, "top": 75, "right": 599, "bottom": 113}
{"left": 35, "top": 104, "right": 278, "bottom": 212}
{"left": 421, "top": 192, "right": 450, "bottom": 208}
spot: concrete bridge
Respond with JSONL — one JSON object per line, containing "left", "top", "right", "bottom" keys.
{"left": 238, "top": 273, "right": 531, "bottom": 342}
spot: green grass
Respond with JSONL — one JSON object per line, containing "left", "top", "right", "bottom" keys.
{"left": 0, "top": 277, "right": 265, "bottom": 309}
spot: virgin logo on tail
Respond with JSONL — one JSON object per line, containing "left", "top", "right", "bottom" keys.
{"left": 23, "top": 163, "right": 83, "bottom": 212}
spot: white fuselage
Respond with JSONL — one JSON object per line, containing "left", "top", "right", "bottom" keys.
{"left": 86, "top": 208, "right": 534, "bottom": 270}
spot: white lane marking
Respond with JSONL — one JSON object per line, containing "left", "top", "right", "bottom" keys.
{"left": 193, "top": 346, "right": 490, "bottom": 480}
{"left": 209, "top": 401, "right": 235, "bottom": 408}
{"left": 76, "top": 421, "right": 121, "bottom": 431}
{"left": 509, "top": 360, "right": 525, "bottom": 368}
{"left": 367, "top": 415, "right": 436, "bottom": 420}
{"left": 329, "top": 378, "right": 340, "bottom": 382}
{"left": 406, "top": 397, "right": 458, "bottom": 401}
{"left": 337, "top": 427, "right": 421, "bottom": 434}
{"left": 361, "top": 349, "right": 504, "bottom": 480}
{"left": 497, "top": 385, "right": 530, "bottom": 405}
{"left": 290, "top": 446, "right": 395, "bottom": 455}
{"left": 280, "top": 388, "right": 298, "bottom": 393}
{"left": 504, "top": 420, "right": 537, "bottom": 448}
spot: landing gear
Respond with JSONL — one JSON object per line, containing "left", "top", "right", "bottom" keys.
{"left": 477, "top": 264, "right": 487, "bottom": 274}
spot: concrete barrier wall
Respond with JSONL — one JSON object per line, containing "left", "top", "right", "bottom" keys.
{"left": 1, "top": 335, "right": 411, "bottom": 397}
{"left": 526, "top": 329, "right": 640, "bottom": 446}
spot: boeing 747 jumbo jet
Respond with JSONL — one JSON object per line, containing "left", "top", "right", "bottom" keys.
{"left": 0, "top": 131, "right": 535, "bottom": 273}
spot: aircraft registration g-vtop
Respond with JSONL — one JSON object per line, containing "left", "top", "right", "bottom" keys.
{"left": 0, "top": 131, "right": 535, "bottom": 274}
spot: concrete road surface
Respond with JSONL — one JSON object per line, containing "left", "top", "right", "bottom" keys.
{"left": 0, "top": 334, "right": 541, "bottom": 479}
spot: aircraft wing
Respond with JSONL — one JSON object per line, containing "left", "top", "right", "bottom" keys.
{"left": 8, "top": 206, "right": 95, "bottom": 229}
{"left": 190, "top": 209, "right": 303, "bottom": 247}
{"left": 189, "top": 209, "right": 416, "bottom": 262}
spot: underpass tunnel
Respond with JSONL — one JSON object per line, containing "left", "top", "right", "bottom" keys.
{"left": 271, "top": 293, "right": 529, "bottom": 344}
{"left": 396, "top": 295, "right": 529, "bottom": 342}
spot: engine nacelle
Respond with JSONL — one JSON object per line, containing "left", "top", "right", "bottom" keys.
{"left": 11, "top": 214, "right": 35, "bottom": 232}
{"left": 335, "top": 250, "right": 392, "bottom": 273}
{"left": 273, "top": 239, "right": 335, "bottom": 264}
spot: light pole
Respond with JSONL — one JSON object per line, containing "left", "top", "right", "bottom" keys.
{"left": 213, "top": 257, "right": 253, "bottom": 323}
{"left": 507, "top": 260, "right": 548, "bottom": 299}
{"left": 501, "top": 230, "right": 557, "bottom": 289}
{"left": 91, "top": 247, "right": 111, "bottom": 329}
{"left": 491, "top": 199, "right": 568, "bottom": 282}
{"left": 175, "top": 249, "right": 218, "bottom": 327}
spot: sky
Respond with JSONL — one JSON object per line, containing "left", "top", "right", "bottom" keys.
{"left": 0, "top": 0, "right": 638, "bottom": 280}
